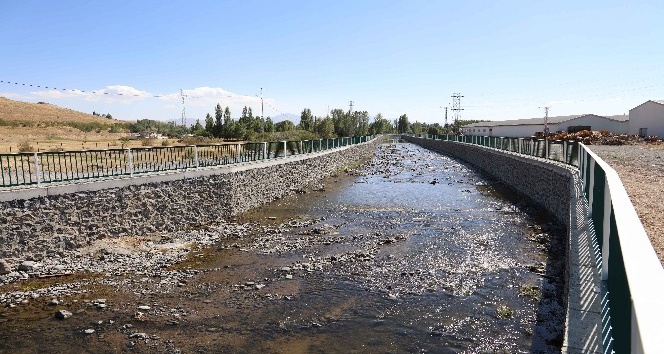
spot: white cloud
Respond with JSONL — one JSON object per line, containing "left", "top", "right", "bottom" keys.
{"left": 158, "top": 86, "right": 283, "bottom": 117}
{"left": 5, "top": 83, "right": 289, "bottom": 120}
{"left": 31, "top": 85, "right": 152, "bottom": 103}
{"left": 0, "top": 92, "right": 34, "bottom": 101}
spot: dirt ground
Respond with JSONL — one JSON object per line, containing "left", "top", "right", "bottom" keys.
{"left": 0, "top": 126, "right": 144, "bottom": 153}
{"left": 589, "top": 143, "right": 664, "bottom": 266}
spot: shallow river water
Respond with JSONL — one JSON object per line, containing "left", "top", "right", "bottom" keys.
{"left": 0, "top": 142, "right": 565, "bottom": 353}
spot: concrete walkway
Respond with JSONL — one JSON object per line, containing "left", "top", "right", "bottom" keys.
{"left": 563, "top": 172, "right": 606, "bottom": 353}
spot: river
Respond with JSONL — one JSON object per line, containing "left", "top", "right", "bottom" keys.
{"left": 0, "top": 142, "right": 565, "bottom": 353}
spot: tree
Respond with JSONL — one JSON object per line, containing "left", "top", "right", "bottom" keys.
{"left": 204, "top": 113, "right": 214, "bottom": 135}
{"left": 330, "top": 109, "right": 347, "bottom": 136}
{"left": 223, "top": 106, "right": 233, "bottom": 139}
{"left": 192, "top": 119, "right": 205, "bottom": 136}
{"left": 275, "top": 120, "right": 295, "bottom": 132}
{"left": 427, "top": 123, "right": 444, "bottom": 135}
{"left": 369, "top": 113, "right": 393, "bottom": 134}
{"left": 213, "top": 104, "right": 224, "bottom": 138}
{"left": 353, "top": 111, "right": 370, "bottom": 136}
{"left": 265, "top": 117, "right": 274, "bottom": 133}
{"left": 239, "top": 106, "right": 254, "bottom": 130}
{"left": 315, "top": 116, "right": 335, "bottom": 138}
{"left": 299, "top": 108, "right": 314, "bottom": 131}
{"left": 397, "top": 114, "right": 410, "bottom": 134}
{"left": 411, "top": 121, "right": 423, "bottom": 134}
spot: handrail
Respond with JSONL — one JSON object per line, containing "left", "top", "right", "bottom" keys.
{"left": 413, "top": 133, "right": 580, "bottom": 166}
{"left": 0, "top": 135, "right": 376, "bottom": 188}
{"left": 407, "top": 133, "right": 663, "bottom": 354}
{"left": 578, "top": 143, "right": 663, "bottom": 354}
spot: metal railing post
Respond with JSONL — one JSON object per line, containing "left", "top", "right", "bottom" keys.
{"left": 33, "top": 152, "right": 41, "bottom": 186}
{"left": 127, "top": 148, "right": 134, "bottom": 177}
{"left": 194, "top": 146, "right": 199, "bottom": 168}
{"left": 601, "top": 176, "right": 611, "bottom": 281}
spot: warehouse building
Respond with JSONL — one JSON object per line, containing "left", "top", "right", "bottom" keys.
{"left": 461, "top": 114, "right": 628, "bottom": 138}
{"left": 629, "top": 100, "right": 664, "bottom": 138}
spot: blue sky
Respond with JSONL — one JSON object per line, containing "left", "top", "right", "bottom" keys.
{"left": 1, "top": 0, "right": 663, "bottom": 125}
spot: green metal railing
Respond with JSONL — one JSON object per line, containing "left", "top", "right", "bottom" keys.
{"left": 578, "top": 144, "right": 663, "bottom": 354}
{"left": 408, "top": 133, "right": 664, "bottom": 354}
{"left": 417, "top": 133, "right": 580, "bottom": 166}
{"left": 0, "top": 136, "right": 375, "bottom": 188}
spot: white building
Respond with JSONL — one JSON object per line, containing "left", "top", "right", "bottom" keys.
{"left": 461, "top": 114, "right": 628, "bottom": 138}
{"left": 629, "top": 100, "right": 664, "bottom": 137}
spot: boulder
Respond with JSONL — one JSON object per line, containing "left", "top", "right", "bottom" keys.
{"left": 18, "top": 261, "right": 38, "bottom": 272}
{"left": 0, "top": 259, "right": 11, "bottom": 275}
{"left": 55, "top": 309, "right": 73, "bottom": 320}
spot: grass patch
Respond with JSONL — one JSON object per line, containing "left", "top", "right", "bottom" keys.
{"left": 519, "top": 284, "right": 541, "bottom": 301}
{"left": 496, "top": 305, "right": 514, "bottom": 319}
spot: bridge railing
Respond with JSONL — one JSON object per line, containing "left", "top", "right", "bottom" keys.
{"left": 0, "top": 135, "right": 375, "bottom": 188}
{"left": 409, "top": 133, "right": 664, "bottom": 354}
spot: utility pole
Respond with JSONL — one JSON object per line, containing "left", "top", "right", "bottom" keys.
{"left": 440, "top": 106, "right": 448, "bottom": 129}
{"left": 451, "top": 93, "right": 463, "bottom": 134}
{"left": 542, "top": 106, "right": 551, "bottom": 158}
{"left": 180, "top": 89, "right": 187, "bottom": 127}
{"left": 260, "top": 87, "right": 264, "bottom": 134}
{"left": 349, "top": 101, "right": 354, "bottom": 114}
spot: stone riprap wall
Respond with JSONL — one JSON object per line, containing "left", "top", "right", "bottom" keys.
{"left": 0, "top": 141, "right": 378, "bottom": 260}
{"left": 403, "top": 136, "right": 573, "bottom": 227}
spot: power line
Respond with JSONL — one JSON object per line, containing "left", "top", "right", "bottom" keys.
{"left": 0, "top": 78, "right": 294, "bottom": 118}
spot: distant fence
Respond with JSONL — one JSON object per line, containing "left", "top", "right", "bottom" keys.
{"left": 0, "top": 136, "right": 374, "bottom": 188}
{"left": 410, "top": 133, "right": 663, "bottom": 354}
{"left": 415, "top": 133, "right": 580, "bottom": 166}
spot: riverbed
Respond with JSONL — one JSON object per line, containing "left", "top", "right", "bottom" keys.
{"left": 0, "top": 142, "right": 565, "bottom": 353}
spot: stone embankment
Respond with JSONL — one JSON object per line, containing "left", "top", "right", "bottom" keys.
{"left": 0, "top": 141, "right": 378, "bottom": 268}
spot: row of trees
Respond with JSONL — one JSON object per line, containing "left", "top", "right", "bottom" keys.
{"left": 129, "top": 103, "right": 470, "bottom": 141}
{"left": 188, "top": 104, "right": 399, "bottom": 141}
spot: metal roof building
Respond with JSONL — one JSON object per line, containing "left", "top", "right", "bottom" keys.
{"left": 629, "top": 100, "right": 664, "bottom": 138}
{"left": 460, "top": 114, "right": 629, "bottom": 138}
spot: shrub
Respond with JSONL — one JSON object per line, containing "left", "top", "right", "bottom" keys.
{"left": 17, "top": 141, "right": 35, "bottom": 152}
{"left": 141, "top": 138, "right": 157, "bottom": 147}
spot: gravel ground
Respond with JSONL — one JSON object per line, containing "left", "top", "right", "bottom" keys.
{"left": 589, "top": 143, "right": 664, "bottom": 266}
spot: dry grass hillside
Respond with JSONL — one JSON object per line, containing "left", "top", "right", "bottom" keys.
{"left": 0, "top": 96, "right": 118, "bottom": 124}
{"left": 0, "top": 97, "right": 143, "bottom": 153}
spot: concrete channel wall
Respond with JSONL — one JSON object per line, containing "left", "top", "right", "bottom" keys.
{"left": 0, "top": 140, "right": 379, "bottom": 260}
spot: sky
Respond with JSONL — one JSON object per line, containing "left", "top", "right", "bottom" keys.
{"left": 1, "top": 0, "right": 663, "bottom": 125}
